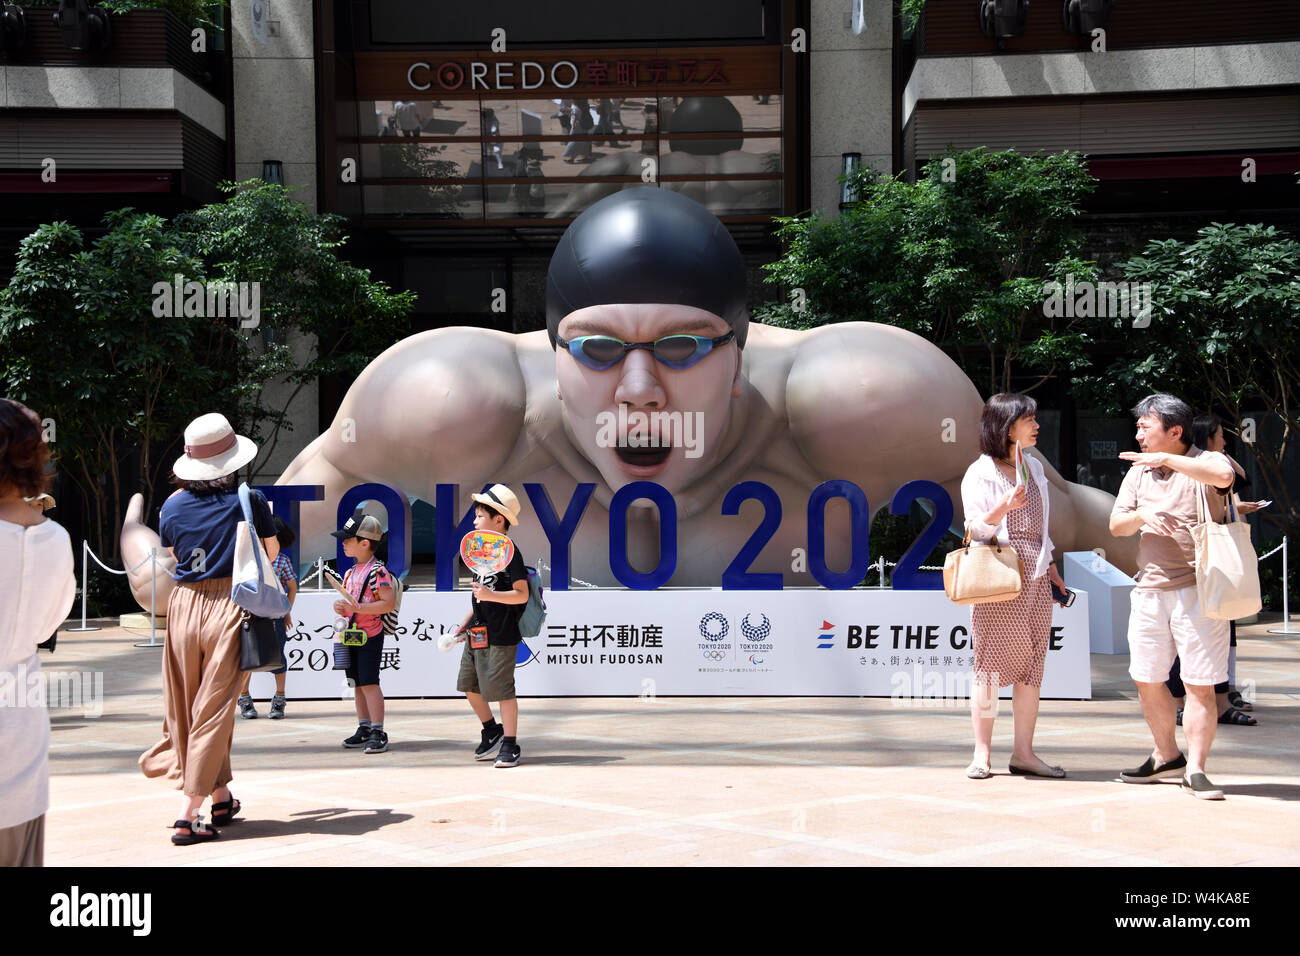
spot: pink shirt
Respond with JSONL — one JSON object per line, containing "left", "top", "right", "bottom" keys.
{"left": 342, "top": 559, "right": 393, "bottom": 637}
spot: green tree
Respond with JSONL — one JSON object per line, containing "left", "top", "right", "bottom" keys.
{"left": 759, "top": 147, "right": 1099, "bottom": 396}
{"left": 170, "top": 181, "right": 416, "bottom": 472}
{"left": 0, "top": 183, "right": 415, "bottom": 563}
{"left": 25, "top": 0, "right": 228, "bottom": 30}
{"left": 0, "top": 213, "right": 219, "bottom": 557}
{"left": 1078, "top": 222, "right": 1300, "bottom": 544}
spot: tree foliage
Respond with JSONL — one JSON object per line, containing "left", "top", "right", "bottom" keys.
{"left": 760, "top": 147, "right": 1099, "bottom": 396}
{"left": 0, "top": 182, "right": 414, "bottom": 560}
{"left": 1077, "top": 222, "right": 1300, "bottom": 541}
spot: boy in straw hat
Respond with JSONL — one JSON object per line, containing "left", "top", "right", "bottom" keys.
{"left": 450, "top": 484, "right": 529, "bottom": 768}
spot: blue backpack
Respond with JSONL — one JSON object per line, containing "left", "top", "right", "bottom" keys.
{"left": 517, "top": 565, "right": 547, "bottom": 639}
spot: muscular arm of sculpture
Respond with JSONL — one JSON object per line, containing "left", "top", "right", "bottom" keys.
{"left": 784, "top": 322, "right": 1138, "bottom": 574}
{"left": 277, "top": 326, "right": 529, "bottom": 567}
{"left": 123, "top": 328, "right": 529, "bottom": 604}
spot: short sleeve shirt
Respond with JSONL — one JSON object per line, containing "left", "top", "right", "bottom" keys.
{"left": 342, "top": 558, "right": 394, "bottom": 638}
{"left": 471, "top": 548, "right": 528, "bottom": 646}
{"left": 160, "top": 488, "right": 276, "bottom": 583}
{"left": 1112, "top": 446, "right": 1232, "bottom": 591}
{"left": 272, "top": 552, "right": 296, "bottom": 592}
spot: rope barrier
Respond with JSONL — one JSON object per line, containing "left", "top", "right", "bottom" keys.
{"left": 66, "top": 540, "right": 163, "bottom": 647}
{"left": 1258, "top": 541, "right": 1285, "bottom": 561}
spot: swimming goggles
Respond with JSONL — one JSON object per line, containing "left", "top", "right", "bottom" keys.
{"left": 556, "top": 330, "right": 736, "bottom": 371}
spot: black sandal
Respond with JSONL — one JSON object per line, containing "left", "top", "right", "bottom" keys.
{"left": 1227, "top": 690, "right": 1253, "bottom": 712}
{"left": 211, "top": 796, "right": 241, "bottom": 826}
{"left": 170, "top": 815, "right": 219, "bottom": 846}
{"left": 1218, "top": 708, "right": 1257, "bottom": 726}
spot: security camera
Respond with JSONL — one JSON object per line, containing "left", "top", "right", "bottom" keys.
{"left": 979, "top": 0, "right": 1030, "bottom": 41}
{"left": 1063, "top": 0, "right": 1115, "bottom": 35}
{"left": 0, "top": 3, "right": 27, "bottom": 53}
{"left": 53, "top": 0, "right": 113, "bottom": 52}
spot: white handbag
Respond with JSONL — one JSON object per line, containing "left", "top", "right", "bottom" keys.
{"left": 231, "top": 483, "right": 290, "bottom": 618}
{"left": 1192, "top": 485, "right": 1261, "bottom": 621}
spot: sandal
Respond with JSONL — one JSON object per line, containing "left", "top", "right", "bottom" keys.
{"left": 210, "top": 796, "right": 241, "bottom": 826}
{"left": 170, "top": 814, "right": 219, "bottom": 846}
{"left": 1218, "top": 708, "right": 1257, "bottom": 726}
{"left": 1227, "top": 690, "right": 1253, "bottom": 712}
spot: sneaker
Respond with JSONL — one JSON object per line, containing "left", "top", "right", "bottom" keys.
{"left": 1120, "top": 752, "right": 1186, "bottom": 783}
{"left": 474, "top": 725, "right": 504, "bottom": 761}
{"left": 1181, "top": 772, "right": 1225, "bottom": 800}
{"left": 364, "top": 729, "right": 389, "bottom": 754}
{"left": 268, "top": 695, "right": 286, "bottom": 720}
{"left": 494, "top": 741, "right": 521, "bottom": 768}
{"left": 342, "top": 724, "right": 370, "bottom": 748}
{"left": 238, "top": 695, "right": 258, "bottom": 720}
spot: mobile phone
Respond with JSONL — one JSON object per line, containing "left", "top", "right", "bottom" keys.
{"left": 1050, "top": 581, "right": 1076, "bottom": 608}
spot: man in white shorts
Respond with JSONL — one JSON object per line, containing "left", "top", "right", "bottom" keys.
{"left": 1109, "top": 394, "right": 1236, "bottom": 799}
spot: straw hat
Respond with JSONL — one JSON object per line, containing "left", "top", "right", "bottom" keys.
{"left": 471, "top": 483, "right": 522, "bottom": 526}
{"left": 171, "top": 413, "right": 258, "bottom": 481}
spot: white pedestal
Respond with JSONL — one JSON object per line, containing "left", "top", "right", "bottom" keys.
{"left": 1064, "top": 551, "right": 1136, "bottom": 655}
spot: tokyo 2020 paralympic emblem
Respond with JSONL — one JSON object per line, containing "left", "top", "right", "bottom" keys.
{"left": 740, "top": 613, "right": 771, "bottom": 642}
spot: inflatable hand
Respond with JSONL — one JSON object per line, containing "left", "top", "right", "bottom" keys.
{"left": 122, "top": 493, "right": 178, "bottom": 614}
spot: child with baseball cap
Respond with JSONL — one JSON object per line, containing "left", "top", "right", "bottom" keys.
{"left": 331, "top": 510, "right": 396, "bottom": 754}
{"left": 451, "top": 484, "right": 529, "bottom": 767}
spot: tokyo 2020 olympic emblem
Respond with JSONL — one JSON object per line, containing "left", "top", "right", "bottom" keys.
{"left": 740, "top": 612, "right": 771, "bottom": 642}
{"left": 698, "top": 612, "right": 729, "bottom": 641}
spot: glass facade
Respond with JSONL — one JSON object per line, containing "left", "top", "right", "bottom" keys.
{"left": 355, "top": 95, "right": 785, "bottom": 221}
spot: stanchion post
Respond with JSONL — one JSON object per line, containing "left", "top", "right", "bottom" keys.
{"left": 66, "top": 540, "right": 101, "bottom": 633}
{"left": 1268, "top": 536, "right": 1297, "bottom": 635}
{"left": 134, "top": 547, "right": 164, "bottom": 649}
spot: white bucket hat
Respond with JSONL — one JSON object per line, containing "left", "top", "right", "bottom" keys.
{"left": 471, "top": 483, "right": 522, "bottom": 526}
{"left": 172, "top": 413, "right": 258, "bottom": 481}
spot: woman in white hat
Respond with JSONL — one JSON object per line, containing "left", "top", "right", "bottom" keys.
{"left": 138, "top": 413, "right": 280, "bottom": 845}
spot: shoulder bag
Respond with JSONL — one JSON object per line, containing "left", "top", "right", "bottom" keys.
{"left": 231, "top": 482, "right": 291, "bottom": 618}
{"left": 1192, "top": 485, "right": 1262, "bottom": 621}
{"left": 943, "top": 528, "right": 1023, "bottom": 605}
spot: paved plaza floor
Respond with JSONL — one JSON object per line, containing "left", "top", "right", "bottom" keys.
{"left": 40, "top": 616, "right": 1300, "bottom": 867}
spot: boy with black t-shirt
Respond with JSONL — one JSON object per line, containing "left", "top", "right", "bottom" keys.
{"left": 452, "top": 484, "right": 529, "bottom": 768}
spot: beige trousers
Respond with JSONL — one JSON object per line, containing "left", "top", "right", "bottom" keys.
{"left": 0, "top": 815, "right": 45, "bottom": 866}
{"left": 139, "top": 577, "right": 243, "bottom": 797}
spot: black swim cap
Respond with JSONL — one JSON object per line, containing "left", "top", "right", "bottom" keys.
{"left": 668, "top": 97, "right": 744, "bottom": 156}
{"left": 546, "top": 186, "right": 749, "bottom": 350}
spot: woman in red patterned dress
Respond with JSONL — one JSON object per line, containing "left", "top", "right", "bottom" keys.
{"left": 959, "top": 394, "right": 1069, "bottom": 779}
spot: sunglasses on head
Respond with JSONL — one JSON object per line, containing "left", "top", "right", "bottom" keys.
{"left": 556, "top": 330, "right": 736, "bottom": 371}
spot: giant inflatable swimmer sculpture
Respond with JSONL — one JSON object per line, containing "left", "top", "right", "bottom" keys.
{"left": 122, "top": 187, "right": 1135, "bottom": 609}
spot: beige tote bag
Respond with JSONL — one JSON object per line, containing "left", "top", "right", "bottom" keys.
{"left": 1192, "top": 485, "right": 1261, "bottom": 621}
{"left": 943, "top": 528, "right": 1023, "bottom": 606}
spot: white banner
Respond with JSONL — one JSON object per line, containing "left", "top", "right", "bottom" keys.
{"left": 247, "top": 588, "right": 1091, "bottom": 700}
